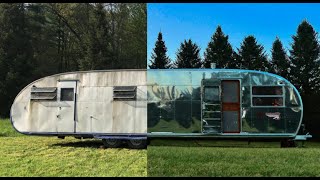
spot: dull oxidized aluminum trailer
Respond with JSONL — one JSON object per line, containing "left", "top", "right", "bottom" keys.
{"left": 147, "top": 69, "right": 311, "bottom": 146}
{"left": 10, "top": 69, "right": 147, "bottom": 149}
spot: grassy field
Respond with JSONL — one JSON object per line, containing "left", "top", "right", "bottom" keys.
{"left": 0, "top": 119, "right": 147, "bottom": 177}
{"left": 0, "top": 119, "right": 24, "bottom": 137}
{"left": 5, "top": 117, "right": 320, "bottom": 177}
{"left": 148, "top": 139, "right": 320, "bottom": 177}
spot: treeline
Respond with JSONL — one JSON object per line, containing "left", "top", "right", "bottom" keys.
{"left": 149, "top": 21, "right": 320, "bottom": 96}
{"left": 0, "top": 3, "right": 146, "bottom": 117}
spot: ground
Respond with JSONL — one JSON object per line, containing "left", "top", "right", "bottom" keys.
{"left": 0, "top": 119, "right": 147, "bottom": 177}
{"left": 3, "top": 118, "right": 320, "bottom": 177}
{"left": 148, "top": 139, "right": 320, "bottom": 177}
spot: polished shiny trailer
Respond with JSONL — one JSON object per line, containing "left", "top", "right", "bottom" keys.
{"left": 147, "top": 69, "right": 311, "bottom": 146}
{"left": 10, "top": 69, "right": 147, "bottom": 149}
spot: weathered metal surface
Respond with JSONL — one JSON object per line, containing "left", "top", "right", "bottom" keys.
{"left": 10, "top": 70, "right": 147, "bottom": 135}
{"left": 56, "top": 81, "right": 76, "bottom": 133}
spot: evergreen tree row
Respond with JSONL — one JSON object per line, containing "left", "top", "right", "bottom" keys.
{"left": 149, "top": 20, "right": 320, "bottom": 95}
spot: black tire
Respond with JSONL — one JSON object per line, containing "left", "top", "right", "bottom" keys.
{"left": 280, "top": 139, "right": 287, "bottom": 148}
{"left": 288, "top": 139, "right": 297, "bottom": 147}
{"left": 102, "top": 139, "right": 122, "bottom": 148}
{"left": 127, "top": 139, "right": 147, "bottom": 149}
{"left": 280, "top": 139, "right": 296, "bottom": 148}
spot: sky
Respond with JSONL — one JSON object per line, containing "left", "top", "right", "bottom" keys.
{"left": 147, "top": 3, "right": 320, "bottom": 66}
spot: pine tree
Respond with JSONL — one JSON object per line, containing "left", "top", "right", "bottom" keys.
{"left": 174, "top": 39, "right": 202, "bottom": 68}
{"left": 27, "top": 3, "right": 63, "bottom": 78}
{"left": 270, "top": 37, "right": 290, "bottom": 79}
{"left": 237, "top": 35, "right": 270, "bottom": 71}
{"left": 229, "top": 51, "right": 241, "bottom": 69}
{"left": 289, "top": 20, "right": 320, "bottom": 95}
{"left": 203, "top": 25, "right": 234, "bottom": 68}
{"left": 86, "top": 3, "right": 111, "bottom": 70}
{"left": 0, "top": 3, "right": 35, "bottom": 117}
{"left": 149, "top": 32, "right": 172, "bottom": 69}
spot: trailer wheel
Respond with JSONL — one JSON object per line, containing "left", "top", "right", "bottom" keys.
{"left": 288, "top": 139, "right": 296, "bottom": 147}
{"left": 280, "top": 139, "right": 296, "bottom": 148}
{"left": 127, "top": 139, "right": 147, "bottom": 149}
{"left": 102, "top": 139, "right": 122, "bottom": 148}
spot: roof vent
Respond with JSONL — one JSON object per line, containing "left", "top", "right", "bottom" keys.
{"left": 210, "top": 63, "right": 216, "bottom": 69}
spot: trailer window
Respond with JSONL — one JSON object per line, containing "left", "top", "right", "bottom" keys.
{"left": 253, "top": 97, "right": 283, "bottom": 106}
{"left": 113, "top": 86, "right": 137, "bottom": 101}
{"left": 252, "top": 86, "right": 283, "bottom": 95}
{"left": 30, "top": 87, "right": 57, "bottom": 101}
{"left": 251, "top": 86, "right": 284, "bottom": 107}
{"left": 204, "top": 87, "right": 219, "bottom": 102}
{"left": 60, "top": 88, "right": 74, "bottom": 101}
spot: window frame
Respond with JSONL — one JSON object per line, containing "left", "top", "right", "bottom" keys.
{"left": 60, "top": 88, "right": 75, "bottom": 101}
{"left": 203, "top": 86, "right": 220, "bottom": 103}
{"left": 251, "top": 85, "right": 285, "bottom": 108}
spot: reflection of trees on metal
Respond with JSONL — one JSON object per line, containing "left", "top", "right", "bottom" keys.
{"left": 147, "top": 102, "right": 160, "bottom": 128}
{"left": 149, "top": 85, "right": 174, "bottom": 101}
{"left": 148, "top": 86, "right": 201, "bottom": 129}
{"left": 147, "top": 69, "right": 307, "bottom": 140}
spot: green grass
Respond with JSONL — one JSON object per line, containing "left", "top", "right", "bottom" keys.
{"left": 148, "top": 139, "right": 320, "bottom": 177}
{"left": 0, "top": 119, "right": 147, "bottom": 177}
{"left": 5, "top": 117, "right": 320, "bottom": 177}
{"left": 0, "top": 118, "right": 23, "bottom": 137}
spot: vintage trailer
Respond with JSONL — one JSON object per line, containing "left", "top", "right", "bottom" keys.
{"left": 10, "top": 69, "right": 147, "bottom": 149}
{"left": 147, "top": 69, "right": 311, "bottom": 146}
{"left": 11, "top": 68, "right": 311, "bottom": 148}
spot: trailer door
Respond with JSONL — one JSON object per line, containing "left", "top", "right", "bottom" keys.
{"left": 221, "top": 80, "right": 240, "bottom": 133}
{"left": 57, "top": 80, "right": 77, "bottom": 133}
